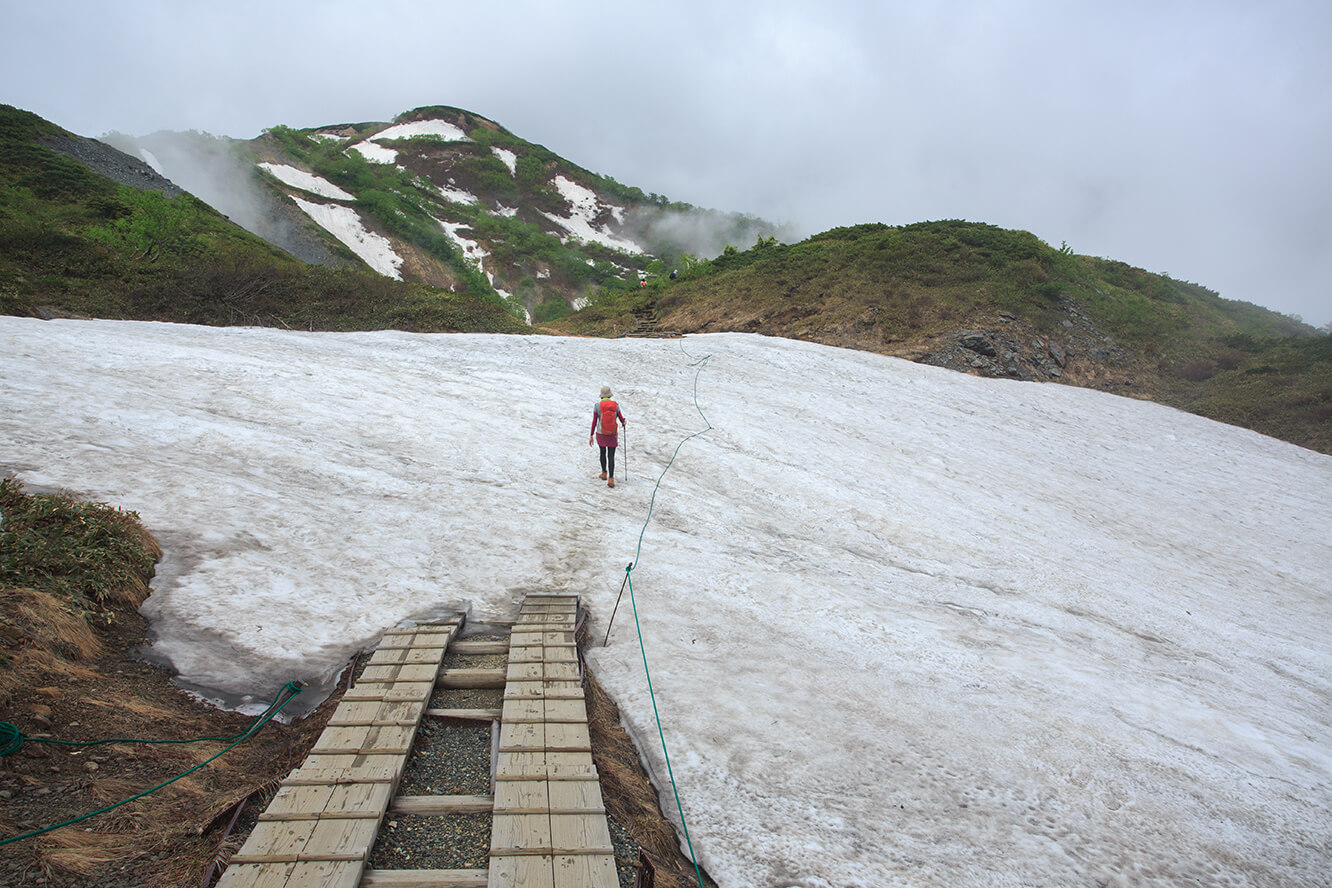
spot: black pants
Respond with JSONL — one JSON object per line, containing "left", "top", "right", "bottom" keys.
{"left": 599, "top": 445, "right": 617, "bottom": 478}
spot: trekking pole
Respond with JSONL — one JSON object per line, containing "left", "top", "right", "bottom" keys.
{"left": 622, "top": 422, "right": 628, "bottom": 483}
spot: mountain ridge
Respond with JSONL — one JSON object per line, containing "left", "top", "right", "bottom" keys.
{"left": 2, "top": 102, "right": 1327, "bottom": 453}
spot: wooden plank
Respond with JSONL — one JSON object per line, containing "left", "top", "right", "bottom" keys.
{"left": 426, "top": 707, "right": 502, "bottom": 721}
{"left": 450, "top": 640, "right": 509, "bottom": 654}
{"left": 396, "top": 663, "right": 442, "bottom": 682}
{"left": 285, "top": 860, "right": 365, "bottom": 888}
{"left": 492, "top": 779, "right": 548, "bottom": 811}
{"left": 383, "top": 681, "right": 434, "bottom": 702}
{"left": 541, "top": 723, "right": 591, "bottom": 752}
{"left": 368, "top": 648, "right": 407, "bottom": 665}
{"left": 259, "top": 784, "right": 333, "bottom": 820}
{"left": 231, "top": 819, "right": 313, "bottom": 861}
{"left": 546, "top": 752, "right": 596, "bottom": 779}
{"left": 500, "top": 698, "right": 543, "bottom": 723}
{"left": 488, "top": 855, "right": 554, "bottom": 888}
{"left": 299, "top": 816, "right": 379, "bottom": 862}
{"left": 321, "top": 782, "right": 393, "bottom": 818}
{"left": 490, "top": 813, "right": 550, "bottom": 852}
{"left": 498, "top": 721, "right": 543, "bottom": 751}
{"left": 215, "top": 862, "right": 294, "bottom": 888}
{"left": 360, "top": 665, "right": 406, "bottom": 681}
{"left": 491, "top": 807, "right": 606, "bottom": 816}
{"left": 543, "top": 662, "right": 580, "bottom": 682}
{"left": 549, "top": 814, "right": 613, "bottom": 855}
{"left": 313, "top": 724, "right": 415, "bottom": 756}
{"left": 282, "top": 754, "right": 402, "bottom": 786}
{"left": 503, "top": 681, "right": 583, "bottom": 700}
{"left": 552, "top": 853, "right": 618, "bottom": 888}
{"left": 326, "top": 701, "right": 382, "bottom": 727}
{"left": 438, "top": 668, "right": 506, "bottom": 688}
{"left": 258, "top": 783, "right": 391, "bottom": 823}
{"left": 547, "top": 780, "right": 604, "bottom": 812}
{"left": 505, "top": 662, "right": 544, "bottom": 681}
{"left": 328, "top": 700, "right": 425, "bottom": 727}
{"left": 488, "top": 847, "right": 614, "bottom": 857}
{"left": 542, "top": 699, "right": 587, "bottom": 723}
{"left": 402, "top": 647, "right": 447, "bottom": 665}
{"left": 494, "top": 751, "right": 597, "bottom": 780}
{"left": 391, "top": 794, "right": 493, "bottom": 815}
{"left": 361, "top": 870, "right": 489, "bottom": 888}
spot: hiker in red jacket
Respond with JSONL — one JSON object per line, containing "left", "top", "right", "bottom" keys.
{"left": 590, "top": 385, "right": 627, "bottom": 488}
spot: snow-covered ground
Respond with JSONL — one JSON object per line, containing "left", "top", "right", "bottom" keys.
{"left": 372, "top": 119, "right": 469, "bottom": 142}
{"left": 347, "top": 140, "right": 398, "bottom": 165}
{"left": 288, "top": 197, "right": 403, "bottom": 279}
{"left": 258, "top": 162, "right": 355, "bottom": 201}
{"left": 492, "top": 146, "right": 517, "bottom": 175}
{"left": 542, "top": 175, "right": 643, "bottom": 254}
{"left": 435, "top": 182, "right": 480, "bottom": 205}
{"left": 436, "top": 218, "right": 491, "bottom": 278}
{"left": 1, "top": 319, "right": 1328, "bottom": 887}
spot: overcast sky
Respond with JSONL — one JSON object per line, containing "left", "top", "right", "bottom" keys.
{"left": 4, "top": 0, "right": 1329, "bottom": 325}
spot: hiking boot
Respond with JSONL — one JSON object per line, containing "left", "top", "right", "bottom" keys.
{"left": 599, "top": 471, "right": 608, "bottom": 480}
{"left": 608, "top": 478, "right": 615, "bottom": 488}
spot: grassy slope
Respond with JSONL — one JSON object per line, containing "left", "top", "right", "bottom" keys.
{"left": 0, "top": 105, "right": 525, "bottom": 334}
{"left": 556, "top": 222, "right": 1330, "bottom": 453}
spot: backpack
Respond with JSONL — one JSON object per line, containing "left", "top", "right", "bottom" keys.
{"left": 599, "top": 399, "right": 619, "bottom": 436}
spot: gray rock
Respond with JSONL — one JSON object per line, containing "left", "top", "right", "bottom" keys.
{"left": 959, "top": 333, "right": 998, "bottom": 356}
{"left": 1048, "top": 341, "right": 1066, "bottom": 366}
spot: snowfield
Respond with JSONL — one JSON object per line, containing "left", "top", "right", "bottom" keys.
{"left": 257, "top": 162, "right": 355, "bottom": 201}
{"left": 1, "top": 320, "right": 1328, "bottom": 887}
{"left": 288, "top": 197, "right": 403, "bottom": 279}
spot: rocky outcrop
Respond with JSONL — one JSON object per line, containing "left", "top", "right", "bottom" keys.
{"left": 921, "top": 300, "right": 1132, "bottom": 386}
{"left": 42, "top": 134, "right": 183, "bottom": 196}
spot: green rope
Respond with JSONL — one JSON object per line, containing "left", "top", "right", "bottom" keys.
{"left": 0, "top": 680, "right": 302, "bottom": 846}
{"left": 619, "top": 339, "right": 712, "bottom": 887}
{"left": 627, "top": 565, "right": 704, "bottom": 888}
{"left": 630, "top": 342, "right": 712, "bottom": 571}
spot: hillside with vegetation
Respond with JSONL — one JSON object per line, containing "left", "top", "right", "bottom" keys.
{"left": 0, "top": 104, "right": 524, "bottom": 333}
{"left": 551, "top": 222, "right": 1330, "bottom": 454}
{"left": 103, "top": 106, "right": 783, "bottom": 323}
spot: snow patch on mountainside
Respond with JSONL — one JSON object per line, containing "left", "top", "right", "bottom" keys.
{"left": 374, "top": 119, "right": 469, "bottom": 142}
{"left": 437, "top": 219, "right": 489, "bottom": 269}
{"left": 436, "top": 182, "right": 479, "bottom": 205}
{"left": 541, "top": 175, "right": 642, "bottom": 254}
{"left": 348, "top": 140, "right": 397, "bottom": 165}
{"left": 492, "top": 147, "right": 517, "bottom": 175}
{"left": 290, "top": 197, "right": 403, "bottom": 279}
{"left": 258, "top": 163, "right": 354, "bottom": 201}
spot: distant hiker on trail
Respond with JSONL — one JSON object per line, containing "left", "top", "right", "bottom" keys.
{"left": 590, "top": 386, "right": 627, "bottom": 488}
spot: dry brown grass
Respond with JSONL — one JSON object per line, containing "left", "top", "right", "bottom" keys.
{"left": 585, "top": 667, "right": 717, "bottom": 888}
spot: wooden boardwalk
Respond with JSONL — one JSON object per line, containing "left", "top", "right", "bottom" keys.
{"left": 489, "top": 594, "right": 616, "bottom": 888}
{"left": 216, "top": 595, "right": 618, "bottom": 888}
